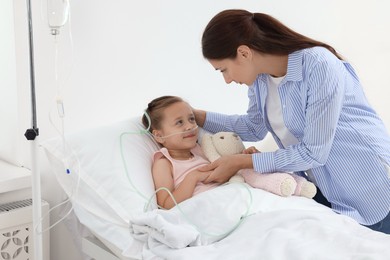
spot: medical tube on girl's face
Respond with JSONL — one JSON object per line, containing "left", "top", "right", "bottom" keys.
{"left": 157, "top": 125, "right": 199, "bottom": 139}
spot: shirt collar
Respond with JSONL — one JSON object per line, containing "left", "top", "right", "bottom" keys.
{"left": 285, "top": 50, "right": 304, "bottom": 82}
{"left": 254, "top": 50, "right": 304, "bottom": 86}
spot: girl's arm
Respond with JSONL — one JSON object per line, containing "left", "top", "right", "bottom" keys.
{"left": 152, "top": 158, "right": 210, "bottom": 209}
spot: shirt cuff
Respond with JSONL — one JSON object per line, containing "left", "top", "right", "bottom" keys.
{"left": 203, "top": 112, "right": 228, "bottom": 133}
{"left": 252, "top": 152, "right": 276, "bottom": 173}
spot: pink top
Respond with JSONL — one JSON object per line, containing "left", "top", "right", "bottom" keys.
{"left": 153, "top": 144, "right": 219, "bottom": 196}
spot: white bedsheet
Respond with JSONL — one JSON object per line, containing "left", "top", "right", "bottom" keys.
{"left": 126, "top": 183, "right": 390, "bottom": 260}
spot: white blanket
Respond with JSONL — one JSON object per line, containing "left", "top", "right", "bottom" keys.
{"left": 126, "top": 183, "right": 390, "bottom": 260}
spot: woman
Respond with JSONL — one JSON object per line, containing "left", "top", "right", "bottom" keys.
{"left": 193, "top": 9, "right": 390, "bottom": 234}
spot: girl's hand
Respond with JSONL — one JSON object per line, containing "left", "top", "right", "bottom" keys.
{"left": 242, "top": 146, "right": 260, "bottom": 154}
{"left": 189, "top": 168, "right": 212, "bottom": 183}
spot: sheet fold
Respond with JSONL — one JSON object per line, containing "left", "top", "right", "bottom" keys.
{"left": 126, "top": 184, "right": 390, "bottom": 260}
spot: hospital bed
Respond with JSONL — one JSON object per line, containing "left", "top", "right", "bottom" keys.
{"left": 41, "top": 117, "right": 390, "bottom": 260}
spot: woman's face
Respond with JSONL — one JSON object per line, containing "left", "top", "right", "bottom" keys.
{"left": 209, "top": 57, "right": 258, "bottom": 86}
{"left": 208, "top": 46, "right": 259, "bottom": 86}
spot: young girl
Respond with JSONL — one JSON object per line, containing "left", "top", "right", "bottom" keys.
{"left": 143, "top": 96, "right": 316, "bottom": 209}
{"left": 142, "top": 96, "right": 219, "bottom": 209}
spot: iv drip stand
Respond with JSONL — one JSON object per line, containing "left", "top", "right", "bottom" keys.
{"left": 24, "top": 0, "right": 43, "bottom": 259}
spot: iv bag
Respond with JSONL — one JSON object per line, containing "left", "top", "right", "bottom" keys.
{"left": 47, "top": 0, "right": 70, "bottom": 35}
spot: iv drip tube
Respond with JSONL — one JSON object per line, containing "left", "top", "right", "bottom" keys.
{"left": 24, "top": 0, "right": 43, "bottom": 259}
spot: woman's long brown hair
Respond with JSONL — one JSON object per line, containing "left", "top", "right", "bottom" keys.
{"left": 202, "top": 9, "right": 343, "bottom": 60}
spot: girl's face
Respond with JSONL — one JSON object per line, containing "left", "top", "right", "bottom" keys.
{"left": 153, "top": 101, "right": 198, "bottom": 150}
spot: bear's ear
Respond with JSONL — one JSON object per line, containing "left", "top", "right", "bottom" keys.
{"left": 201, "top": 133, "right": 222, "bottom": 162}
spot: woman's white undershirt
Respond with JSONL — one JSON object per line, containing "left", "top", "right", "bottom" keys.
{"left": 266, "top": 75, "right": 315, "bottom": 182}
{"left": 266, "top": 75, "right": 298, "bottom": 147}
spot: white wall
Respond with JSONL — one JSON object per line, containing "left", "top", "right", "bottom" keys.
{"left": 7, "top": 0, "right": 390, "bottom": 259}
{"left": 0, "top": 0, "right": 24, "bottom": 166}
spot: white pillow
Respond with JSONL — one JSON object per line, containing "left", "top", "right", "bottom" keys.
{"left": 41, "top": 117, "right": 160, "bottom": 224}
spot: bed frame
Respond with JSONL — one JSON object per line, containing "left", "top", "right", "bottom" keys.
{"left": 81, "top": 235, "right": 138, "bottom": 260}
{"left": 82, "top": 237, "right": 120, "bottom": 260}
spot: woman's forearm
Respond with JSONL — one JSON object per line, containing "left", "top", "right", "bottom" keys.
{"left": 235, "top": 153, "right": 254, "bottom": 169}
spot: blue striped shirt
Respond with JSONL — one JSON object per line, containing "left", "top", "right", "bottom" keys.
{"left": 203, "top": 47, "right": 390, "bottom": 225}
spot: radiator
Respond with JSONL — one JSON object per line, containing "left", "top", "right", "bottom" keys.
{"left": 0, "top": 199, "right": 50, "bottom": 260}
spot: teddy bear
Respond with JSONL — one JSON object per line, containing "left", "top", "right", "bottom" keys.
{"left": 200, "top": 131, "right": 317, "bottom": 198}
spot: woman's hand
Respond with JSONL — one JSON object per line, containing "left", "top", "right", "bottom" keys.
{"left": 198, "top": 154, "right": 253, "bottom": 183}
{"left": 192, "top": 109, "right": 206, "bottom": 127}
